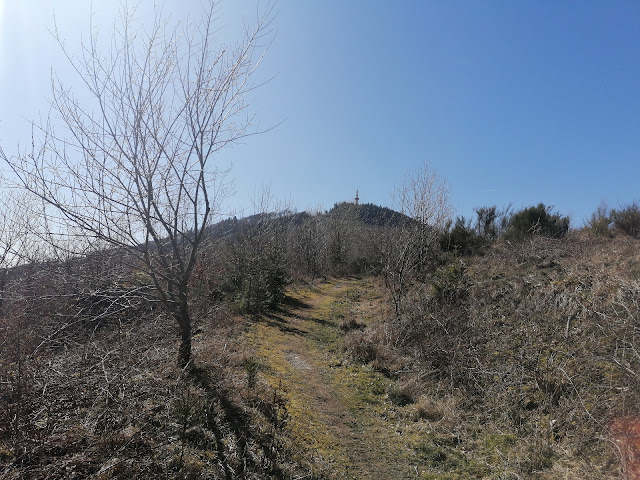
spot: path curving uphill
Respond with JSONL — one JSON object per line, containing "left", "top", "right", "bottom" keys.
{"left": 247, "top": 278, "right": 421, "bottom": 479}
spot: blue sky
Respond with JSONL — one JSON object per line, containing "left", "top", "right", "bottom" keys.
{"left": 1, "top": 1, "right": 639, "bottom": 225}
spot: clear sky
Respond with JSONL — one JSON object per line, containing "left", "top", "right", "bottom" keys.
{"left": 1, "top": 1, "right": 639, "bottom": 225}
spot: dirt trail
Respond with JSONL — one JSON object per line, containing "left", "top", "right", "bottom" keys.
{"left": 247, "top": 278, "right": 420, "bottom": 479}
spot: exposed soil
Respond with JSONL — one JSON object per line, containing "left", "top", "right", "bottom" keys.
{"left": 247, "top": 267, "right": 636, "bottom": 479}
{"left": 247, "top": 278, "right": 422, "bottom": 479}
{"left": 611, "top": 417, "right": 640, "bottom": 480}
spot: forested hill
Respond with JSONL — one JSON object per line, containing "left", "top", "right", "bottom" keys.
{"left": 208, "top": 201, "right": 409, "bottom": 240}
{"left": 327, "top": 202, "right": 410, "bottom": 227}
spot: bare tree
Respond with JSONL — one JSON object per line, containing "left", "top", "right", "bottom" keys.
{"left": 2, "top": 2, "right": 274, "bottom": 366}
{"left": 379, "top": 162, "right": 452, "bottom": 316}
{"left": 0, "top": 182, "right": 40, "bottom": 310}
{"left": 293, "top": 206, "right": 325, "bottom": 278}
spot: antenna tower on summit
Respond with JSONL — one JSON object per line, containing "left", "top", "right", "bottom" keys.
{"left": 354, "top": 189, "right": 360, "bottom": 205}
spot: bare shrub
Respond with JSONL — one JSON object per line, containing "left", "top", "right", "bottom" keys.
{"left": 345, "top": 329, "right": 382, "bottom": 364}
{"left": 3, "top": 1, "right": 274, "bottom": 366}
{"left": 351, "top": 232, "right": 640, "bottom": 476}
{"left": 611, "top": 202, "right": 640, "bottom": 237}
{"left": 586, "top": 200, "right": 612, "bottom": 236}
{"left": 378, "top": 162, "right": 452, "bottom": 317}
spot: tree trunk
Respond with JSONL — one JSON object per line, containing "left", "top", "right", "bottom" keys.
{"left": 0, "top": 267, "right": 6, "bottom": 311}
{"left": 178, "top": 322, "right": 192, "bottom": 368}
{"left": 176, "top": 291, "right": 192, "bottom": 368}
{"left": 178, "top": 324, "right": 191, "bottom": 368}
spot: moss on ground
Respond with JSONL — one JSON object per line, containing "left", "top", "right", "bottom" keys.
{"left": 246, "top": 278, "right": 497, "bottom": 479}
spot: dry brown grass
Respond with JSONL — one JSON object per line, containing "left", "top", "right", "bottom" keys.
{"left": 2, "top": 228, "right": 639, "bottom": 478}
{"left": 0, "top": 290, "right": 318, "bottom": 479}
{"left": 344, "top": 231, "right": 640, "bottom": 478}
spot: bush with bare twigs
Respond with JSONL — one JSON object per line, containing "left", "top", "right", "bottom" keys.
{"left": 347, "top": 231, "right": 640, "bottom": 478}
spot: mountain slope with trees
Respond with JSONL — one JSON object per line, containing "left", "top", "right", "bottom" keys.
{"left": 1, "top": 0, "right": 638, "bottom": 477}
{"left": 1, "top": 196, "right": 640, "bottom": 478}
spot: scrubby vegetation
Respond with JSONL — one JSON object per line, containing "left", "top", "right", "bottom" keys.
{"left": 346, "top": 231, "right": 640, "bottom": 478}
{"left": 1, "top": 195, "right": 639, "bottom": 478}
{"left": 505, "top": 203, "right": 570, "bottom": 239}
{"left": 0, "top": 6, "right": 636, "bottom": 470}
{"left": 0, "top": 252, "right": 316, "bottom": 479}
{"left": 0, "top": 0, "right": 637, "bottom": 476}
{"left": 441, "top": 205, "right": 512, "bottom": 256}
{"left": 611, "top": 202, "right": 640, "bottom": 238}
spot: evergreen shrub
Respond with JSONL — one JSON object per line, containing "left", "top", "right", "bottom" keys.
{"left": 506, "top": 204, "right": 569, "bottom": 239}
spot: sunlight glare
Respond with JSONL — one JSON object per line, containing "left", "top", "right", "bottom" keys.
{"left": 0, "top": 0, "right": 4, "bottom": 50}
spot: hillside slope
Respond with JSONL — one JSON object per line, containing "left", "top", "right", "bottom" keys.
{"left": 337, "top": 232, "right": 640, "bottom": 479}
{"left": 247, "top": 278, "right": 490, "bottom": 479}
{"left": 246, "top": 231, "right": 640, "bottom": 479}
{"left": 2, "top": 225, "right": 639, "bottom": 479}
